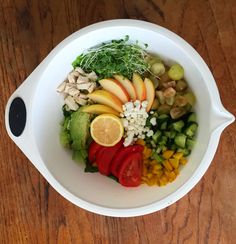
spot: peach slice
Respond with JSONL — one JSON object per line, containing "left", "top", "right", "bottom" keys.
{"left": 113, "top": 74, "right": 137, "bottom": 101}
{"left": 81, "top": 104, "right": 120, "bottom": 116}
{"left": 132, "top": 73, "right": 146, "bottom": 101}
{"left": 144, "top": 78, "right": 155, "bottom": 112}
{"left": 88, "top": 90, "right": 123, "bottom": 113}
{"left": 98, "top": 78, "right": 130, "bottom": 103}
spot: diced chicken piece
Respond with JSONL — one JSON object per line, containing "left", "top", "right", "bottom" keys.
{"left": 67, "top": 73, "right": 76, "bottom": 83}
{"left": 87, "top": 82, "right": 96, "bottom": 93}
{"left": 79, "top": 93, "right": 88, "bottom": 99}
{"left": 64, "top": 83, "right": 76, "bottom": 93}
{"left": 71, "top": 70, "right": 80, "bottom": 77}
{"left": 57, "top": 81, "right": 66, "bottom": 93}
{"left": 74, "top": 96, "right": 87, "bottom": 106}
{"left": 77, "top": 75, "right": 89, "bottom": 84}
{"left": 77, "top": 82, "right": 91, "bottom": 90}
{"left": 64, "top": 95, "right": 79, "bottom": 111}
{"left": 87, "top": 71, "right": 98, "bottom": 81}
{"left": 75, "top": 67, "right": 85, "bottom": 75}
{"left": 68, "top": 87, "right": 80, "bottom": 97}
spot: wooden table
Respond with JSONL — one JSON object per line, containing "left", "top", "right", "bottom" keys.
{"left": 1, "top": 0, "right": 236, "bottom": 243}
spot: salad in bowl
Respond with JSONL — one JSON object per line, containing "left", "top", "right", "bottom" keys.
{"left": 57, "top": 36, "right": 198, "bottom": 187}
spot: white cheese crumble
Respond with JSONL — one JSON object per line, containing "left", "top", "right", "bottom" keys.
{"left": 150, "top": 117, "right": 157, "bottom": 126}
{"left": 121, "top": 100, "right": 151, "bottom": 147}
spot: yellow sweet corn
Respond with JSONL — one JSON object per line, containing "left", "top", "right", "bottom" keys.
{"left": 169, "top": 158, "right": 179, "bottom": 169}
{"left": 139, "top": 141, "right": 189, "bottom": 187}
{"left": 136, "top": 139, "right": 145, "bottom": 146}
{"left": 163, "top": 150, "right": 174, "bottom": 159}
{"left": 153, "top": 164, "right": 163, "bottom": 170}
{"left": 180, "top": 157, "right": 187, "bottom": 165}
{"left": 173, "top": 152, "right": 184, "bottom": 160}
{"left": 163, "top": 160, "right": 173, "bottom": 171}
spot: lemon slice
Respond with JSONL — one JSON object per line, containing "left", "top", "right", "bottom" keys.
{"left": 90, "top": 114, "right": 124, "bottom": 147}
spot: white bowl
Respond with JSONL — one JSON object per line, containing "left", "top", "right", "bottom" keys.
{"left": 5, "top": 19, "right": 235, "bottom": 217}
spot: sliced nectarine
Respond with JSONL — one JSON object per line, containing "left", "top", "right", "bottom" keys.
{"left": 98, "top": 78, "right": 130, "bottom": 103}
{"left": 81, "top": 104, "right": 120, "bottom": 116}
{"left": 132, "top": 73, "right": 146, "bottom": 101}
{"left": 144, "top": 78, "right": 155, "bottom": 112}
{"left": 113, "top": 74, "right": 137, "bottom": 101}
{"left": 88, "top": 90, "right": 123, "bottom": 113}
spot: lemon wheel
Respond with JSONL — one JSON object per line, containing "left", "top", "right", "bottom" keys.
{"left": 90, "top": 114, "right": 124, "bottom": 147}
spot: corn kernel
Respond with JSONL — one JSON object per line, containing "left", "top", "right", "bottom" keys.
{"left": 136, "top": 139, "right": 145, "bottom": 146}
{"left": 163, "top": 160, "right": 173, "bottom": 171}
{"left": 156, "top": 170, "right": 164, "bottom": 177}
{"left": 169, "top": 158, "right": 179, "bottom": 169}
{"left": 180, "top": 158, "right": 187, "bottom": 165}
{"left": 153, "top": 164, "right": 163, "bottom": 170}
{"left": 147, "top": 173, "right": 153, "bottom": 179}
{"left": 141, "top": 176, "right": 147, "bottom": 181}
{"left": 143, "top": 166, "right": 148, "bottom": 175}
{"left": 174, "top": 168, "right": 180, "bottom": 175}
{"left": 173, "top": 152, "right": 184, "bottom": 160}
{"left": 143, "top": 159, "right": 149, "bottom": 164}
{"left": 144, "top": 148, "right": 152, "bottom": 158}
{"left": 150, "top": 160, "right": 158, "bottom": 165}
{"left": 163, "top": 150, "right": 174, "bottom": 159}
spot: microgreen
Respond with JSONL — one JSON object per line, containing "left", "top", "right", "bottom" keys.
{"left": 72, "top": 36, "right": 150, "bottom": 80}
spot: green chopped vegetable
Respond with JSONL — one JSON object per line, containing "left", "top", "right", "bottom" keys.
{"left": 84, "top": 162, "right": 99, "bottom": 173}
{"left": 184, "top": 92, "right": 196, "bottom": 106}
{"left": 72, "top": 36, "right": 150, "bottom": 80}
{"left": 187, "top": 112, "right": 197, "bottom": 123}
{"left": 174, "top": 133, "right": 187, "bottom": 148}
{"left": 185, "top": 123, "right": 198, "bottom": 137}
{"left": 172, "top": 120, "right": 185, "bottom": 132}
{"left": 152, "top": 151, "right": 164, "bottom": 162}
{"left": 186, "top": 138, "right": 196, "bottom": 150}
{"left": 168, "top": 63, "right": 184, "bottom": 80}
{"left": 150, "top": 62, "right": 165, "bottom": 76}
{"left": 152, "top": 130, "right": 162, "bottom": 143}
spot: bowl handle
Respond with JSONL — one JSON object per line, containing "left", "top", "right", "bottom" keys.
{"left": 5, "top": 65, "right": 43, "bottom": 168}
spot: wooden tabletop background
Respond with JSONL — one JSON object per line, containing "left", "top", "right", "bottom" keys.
{"left": 1, "top": 0, "right": 236, "bottom": 243}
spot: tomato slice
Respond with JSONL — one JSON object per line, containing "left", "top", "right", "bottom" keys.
{"left": 96, "top": 140, "right": 123, "bottom": 175}
{"left": 88, "top": 141, "right": 103, "bottom": 163}
{"left": 110, "top": 144, "right": 143, "bottom": 177}
{"left": 118, "top": 152, "right": 142, "bottom": 187}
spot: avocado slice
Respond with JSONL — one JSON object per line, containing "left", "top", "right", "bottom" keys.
{"left": 69, "top": 109, "right": 92, "bottom": 162}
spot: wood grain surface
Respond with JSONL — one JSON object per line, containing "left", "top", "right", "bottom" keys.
{"left": 1, "top": 0, "right": 236, "bottom": 243}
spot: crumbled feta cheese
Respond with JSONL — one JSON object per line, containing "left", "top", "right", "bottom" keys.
{"left": 122, "top": 119, "right": 129, "bottom": 127}
{"left": 146, "top": 130, "right": 154, "bottom": 137}
{"left": 120, "top": 100, "right": 150, "bottom": 147}
{"left": 150, "top": 117, "right": 157, "bottom": 126}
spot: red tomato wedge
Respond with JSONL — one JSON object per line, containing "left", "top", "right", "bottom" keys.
{"left": 88, "top": 141, "right": 103, "bottom": 163}
{"left": 110, "top": 144, "right": 144, "bottom": 177}
{"left": 96, "top": 140, "right": 123, "bottom": 175}
{"left": 118, "top": 152, "right": 143, "bottom": 187}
